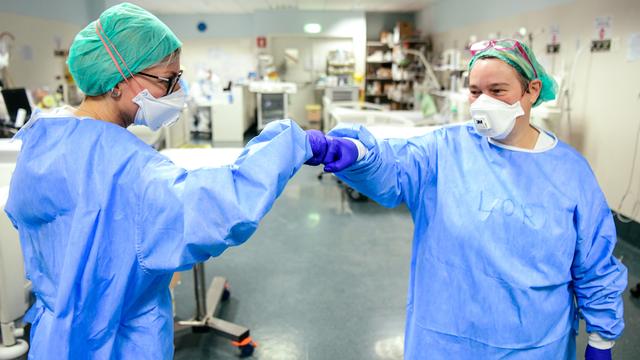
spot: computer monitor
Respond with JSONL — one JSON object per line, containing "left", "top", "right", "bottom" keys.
{"left": 1, "top": 88, "right": 33, "bottom": 127}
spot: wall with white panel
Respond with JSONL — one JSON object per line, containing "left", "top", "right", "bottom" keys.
{"left": 366, "top": 12, "right": 416, "bottom": 40}
{"left": 418, "top": 0, "right": 574, "bottom": 34}
{"left": 0, "top": 2, "right": 368, "bottom": 108}
{"left": 0, "top": 0, "right": 92, "bottom": 90}
{"left": 269, "top": 36, "right": 355, "bottom": 125}
{"left": 159, "top": 10, "right": 367, "bottom": 75}
{"left": 161, "top": 10, "right": 368, "bottom": 127}
{"left": 0, "top": 12, "right": 80, "bottom": 90}
{"left": 179, "top": 38, "right": 256, "bottom": 86}
{"left": 418, "top": 0, "right": 640, "bottom": 221}
{"left": 0, "top": 0, "right": 93, "bottom": 26}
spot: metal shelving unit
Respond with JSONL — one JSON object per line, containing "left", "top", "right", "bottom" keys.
{"left": 365, "top": 39, "right": 430, "bottom": 110}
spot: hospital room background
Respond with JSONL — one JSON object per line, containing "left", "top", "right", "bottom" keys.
{"left": 0, "top": 0, "right": 638, "bottom": 359}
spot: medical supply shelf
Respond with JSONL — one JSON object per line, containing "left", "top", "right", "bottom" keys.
{"left": 365, "top": 39, "right": 429, "bottom": 110}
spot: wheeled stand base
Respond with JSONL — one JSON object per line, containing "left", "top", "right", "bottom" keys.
{"left": 175, "top": 264, "right": 257, "bottom": 357}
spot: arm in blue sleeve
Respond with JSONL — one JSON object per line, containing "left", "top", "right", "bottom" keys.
{"left": 572, "top": 185, "right": 627, "bottom": 340}
{"left": 135, "top": 120, "right": 312, "bottom": 274}
{"left": 327, "top": 123, "right": 436, "bottom": 209}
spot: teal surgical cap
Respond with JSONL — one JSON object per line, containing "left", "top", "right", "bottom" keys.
{"left": 67, "top": 2, "right": 182, "bottom": 96}
{"left": 469, "top": 41, "right": 557, "bottom": 107}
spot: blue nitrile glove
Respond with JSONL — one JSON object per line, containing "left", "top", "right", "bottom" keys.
{"left": 305, "top": 130, "right": 327, "bottom": 166}
{"left": 585, "top": 345, "right": 612, "bottom": 360}
{"left": 323, "top": 136, "right": 359, "bottom": 173}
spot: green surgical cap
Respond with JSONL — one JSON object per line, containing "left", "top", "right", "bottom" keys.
{"left": 67, "top": 2, "right": 181, "bottom": 96}
{"left": 468, "top": 41, "right": 557, "bottom": 107}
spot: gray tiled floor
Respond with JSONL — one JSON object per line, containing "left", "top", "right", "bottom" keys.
{"left": 173, "top": 167, "right": 640, "bottom": 359}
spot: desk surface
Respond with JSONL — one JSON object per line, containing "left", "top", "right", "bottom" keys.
{"left": 0, "top": 139, "right": 21, "bottom": 163}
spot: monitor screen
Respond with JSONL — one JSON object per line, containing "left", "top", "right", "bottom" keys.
{"left": 1, "top": 88, "right": 33, "bottom": 126}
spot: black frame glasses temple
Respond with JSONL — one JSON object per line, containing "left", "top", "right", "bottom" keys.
{"left": 137, "top": 70, "right": 183, "bottom": 95}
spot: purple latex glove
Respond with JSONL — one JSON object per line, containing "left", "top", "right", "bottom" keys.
{"left": 323, "top": 136, "right": 359, "bottom": 173}
{"left": 585, "top": 345, "right": 612, "bottom": 360}
{"left": 305, "top": 130, "right": 327, "bottom": 166}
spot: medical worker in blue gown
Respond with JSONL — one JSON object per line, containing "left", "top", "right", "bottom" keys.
{"left": 306, "top": 39, "right": 627, "bottom": 359}
{"left": 4, "top": 3, "right": 317, "bottom": 359}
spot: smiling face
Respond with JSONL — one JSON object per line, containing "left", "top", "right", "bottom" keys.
{"left": 468, "top": 57, "right": 541, "bottom": 119}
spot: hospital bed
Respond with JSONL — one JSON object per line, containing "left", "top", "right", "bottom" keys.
{"left": 322, "top": 103, "right": 442, "bottom": 201}
{"left": 323, "top": 99, "right": 435, "bottom": 131}
{"left": 0, "top": 139, "right": 30, "bottom": 360}
{"left": 160, "top": 148, "right": 257, "bottom": 357}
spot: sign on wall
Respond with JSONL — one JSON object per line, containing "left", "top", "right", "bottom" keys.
{"left": 256, "top": 36, "right": 267, "bottom": 49}
{"left": 594, "top": 16, "right": 612, "bottom": 40}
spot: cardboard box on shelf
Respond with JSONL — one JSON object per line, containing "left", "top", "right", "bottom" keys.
{"left": 380, "top": 31, "right": 393, "bottom": 45}
{"left": 395, "top": 21, "right": 413, "bottom": 40}
{"left": 305, "top": 104, "right": 322, "bottom": 122}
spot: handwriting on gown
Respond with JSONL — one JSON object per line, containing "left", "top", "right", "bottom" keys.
{"left": 477, "top": 191, "right": 546, "bottom": 230}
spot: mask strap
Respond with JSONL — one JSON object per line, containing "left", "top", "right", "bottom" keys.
{"left": 95, "top": 19, "right": 143, "bottom": 91}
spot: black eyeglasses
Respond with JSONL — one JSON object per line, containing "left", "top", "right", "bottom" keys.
{"left": 137, "top": 69, "right": 183, "bottom": 96}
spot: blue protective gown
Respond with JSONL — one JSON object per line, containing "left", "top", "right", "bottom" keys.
{"left": 328, "top": 123, "right": 627, "bottom": 359}
{"left": 5, "top": 110, "right": 311, "bottom": 359}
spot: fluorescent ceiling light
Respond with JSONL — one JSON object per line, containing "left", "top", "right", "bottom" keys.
{"left": 304, "top": 23, "right": 322, "bottom": 34}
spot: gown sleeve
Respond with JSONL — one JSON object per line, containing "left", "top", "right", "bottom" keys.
{"left": 134, "top": 119, "right": 312, "bottom": 274}
{"left": 571, "top": 176, "right": 627, "bottom": 340}
{"left": 327, "top": 123, "right": 437, "bottom": 209}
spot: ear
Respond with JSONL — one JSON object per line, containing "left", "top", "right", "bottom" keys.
{"left": 110, "top": 84, "right": 122, "bottom": 99}
{"left": 527, "top": 79, "right": 542, "bottom": 105}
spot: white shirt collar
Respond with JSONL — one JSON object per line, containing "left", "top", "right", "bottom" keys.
{"left": 487, "top": 124, "right": 558, "bottom": 153}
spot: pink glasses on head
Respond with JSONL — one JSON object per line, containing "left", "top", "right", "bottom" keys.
{"left": 469, "top": 39, "right": 538, "bottom": 78}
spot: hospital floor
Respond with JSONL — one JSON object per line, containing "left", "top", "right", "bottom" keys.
{"left": 173, "top": 167, "right": 640, "bottom": 360}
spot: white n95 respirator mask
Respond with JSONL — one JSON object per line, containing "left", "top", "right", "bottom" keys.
{"left": 132, "top": 88, "right": 186, "bottom": 131}
{"left": 469, "top": 94, "right": 524, "bottom": 139}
